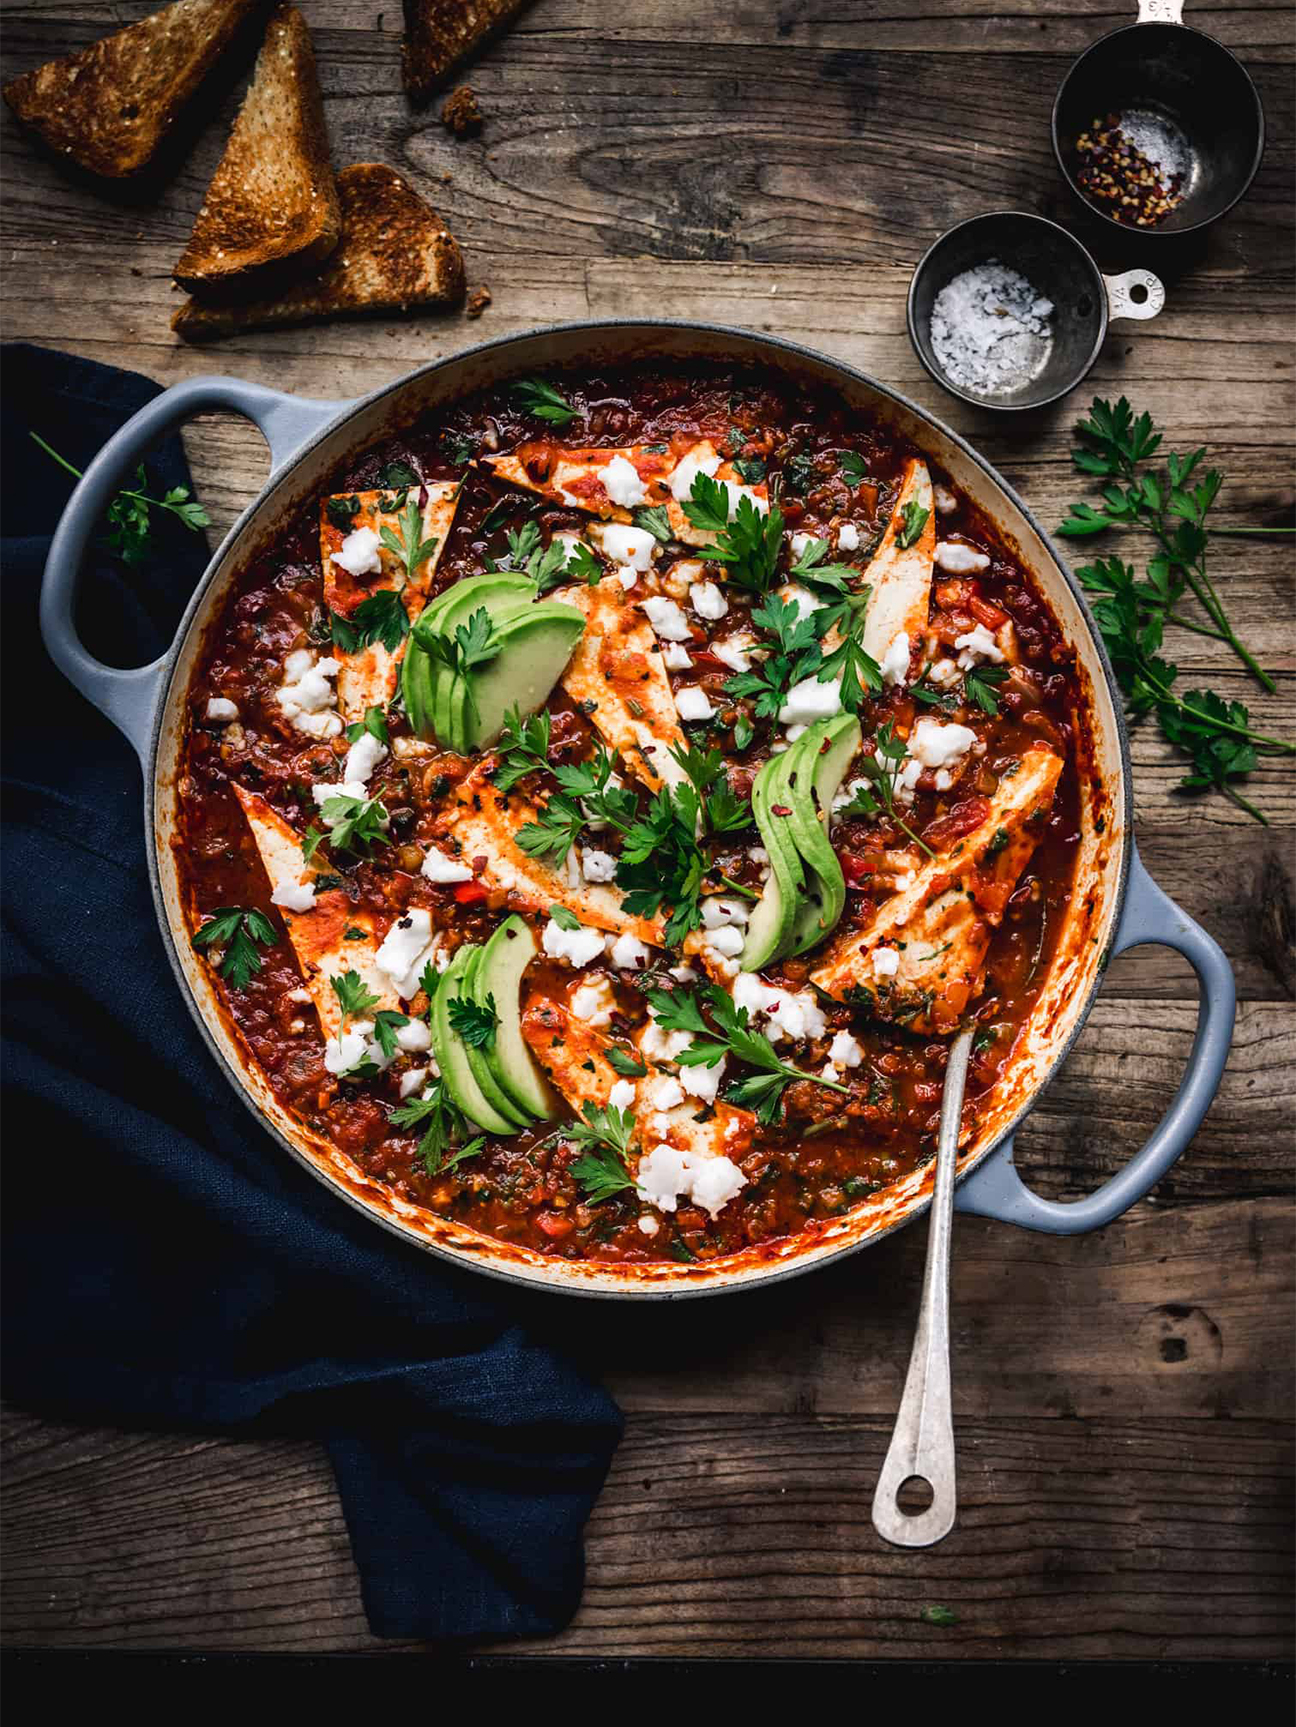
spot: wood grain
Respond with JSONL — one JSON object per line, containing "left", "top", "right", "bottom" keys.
{"left": 1, "top": 0, "right": 1291, "bottom": 1662}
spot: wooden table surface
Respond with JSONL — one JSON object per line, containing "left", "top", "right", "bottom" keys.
{"left": 3, "top": 0, "right": 1293, "bottom": 1663}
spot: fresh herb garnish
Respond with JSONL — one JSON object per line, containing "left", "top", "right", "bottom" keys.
{"left": 325, "top": 494, "right": 361, "bottom": 531}
{"left": 32, "top": 433, "right": 209, "bottom": 566}
{"left": 547, "top": 903, "right": 581, "bottom": 931}
{"left": 607, "top": 1046, "right": 648, "bottom": 1078}
{"left": 780, "top": 451, "right": 818, "bottom": 496}
{"left": 513, "top": 376, "right": 578, "bottom": 426}
{"left": 839, "top": 451, "right": 870, "bottom": 487}
{"left": 835, "top": 722, "right": 935, "bottom": 859}
{"left": 723, "top": 591, "right": 825, "bottom": 721}
{"left": 344, "top": 705, "right": 390, "bottom": 746}
{"left": 193, "top": 906, "right": 278, "bottom": 990}
{"left": 1057, "top": 396, "right": 1293, "bottom": 820}
{"left": 371, "top": 1008, "right": 412, "bottom": 1061}
{"left": 448, "top": 992, "right": 498, "bottom": 1049}
{"left": 417, "top": 606, "right": 502, "bottom": 721}
{"left": 330, "top": 970, "right": 381, "bottom": 1020}
{"left": 963, "top": 662, "right": 1010, "bottom": 717}
{"left": 814, "top": 588, "right": 881, "bottom": 712}
{"left": 391, "top": 1081, "right": 484, "bottom": 1176}
{"left": 305, "top": 792, "right": 390, "bottom": 859}
{"left": 683, "top": 470, "right": 784, "bottom": 597}
{"left": 787, "top": 536, "right": 854, "bottom": 594}
{"left": 379, "top": 494, "right": 441, "bottom": 584}
{"left": 634, "top": 503, "right": 674, "bottom": 543}
{"left": 379, "top": 460, "right": 419, "bottom": 490}
{"left": 733, "top": 455, "right": 767, "bottom": 485}
{"left": 331, "top": 588, "right": 410, "bottom": 653}
{"left": 896, "top": 499, "right": 930, "bottom": 550}
{"left": 495, "top": 707, "right": 553, "bottom": 791}
{"left": 568, "top": 1101, "right": 637, "bottom": 1202}
{"left": 921, "top": 1605, "right": 958, "bottom": 1627}
{"left": 646, "top": 984, "right": 847, "bottom": 1125}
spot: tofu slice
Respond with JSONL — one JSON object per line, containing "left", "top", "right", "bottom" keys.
{"left": 552, "top": 577, "right": 690, "bottom": 793}
{"left": 810, "top": 746, "right": 1063, "bottom": 1034}
{"left": 437, "top": 761, "right": 665, "bottom": 944}
{"left": 480, "top": 439, "right": 768, "bottom": 549}
{"left": 860, "top": 458, "right": 935, "bottom": 679}
{"left": 319, "top": 480, "right": 462, "bottom": 720}
{"left": 520, "top": 990, "right": 624, "bottom": 1115}
{"left": 632, "top": 1021, "right": 756, "bottom": 1165}
{"left": 232, "top": 785, "right": 398, "bottom": 1039}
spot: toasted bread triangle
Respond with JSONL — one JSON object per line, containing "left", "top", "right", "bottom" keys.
{"left": 401, "top": 0, "right": 528, "bottom": 104}
{"left": 173, "top": 162, "right": 465, "bottom": 339}
{"left": 174, "top": 5, "right": 339, "bottom": 300}
{"left": 3, "top": 0, "right": 263, "bottom": 180}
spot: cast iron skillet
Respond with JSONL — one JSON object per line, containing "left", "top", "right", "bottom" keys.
{"left": 37, "top": 321, "right": 1236, "bottom": 1299}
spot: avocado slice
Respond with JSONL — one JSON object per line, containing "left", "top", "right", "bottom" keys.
{"left": 418, "top": 576, "right": 538, "bottom": 751}
{"left": 458, "top": 947, "right": 531, "bottom": 1129}
{"left": 400, "top": 635, "right": 438, "bottom": 741}
{"left": 462, "top": 602, "right": 586, "bottom": 753}
{"left": 429, "top": 947, "right": 519, "bottom": 1136}
{"left": 783, "top": 715, "right": 861, "bottom": 954}
{"left": 740, "top": 750, "right": 806, "bottom": 971}
{"left": 476, "top": 914, "right": 557, "bottom": 1121}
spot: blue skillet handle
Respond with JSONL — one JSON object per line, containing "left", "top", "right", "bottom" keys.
{"left": 953, "top": 845, "right": 1235, "bottom": 1233}
{"left": 39, "top": 376, "right": 348, "bottom": 766}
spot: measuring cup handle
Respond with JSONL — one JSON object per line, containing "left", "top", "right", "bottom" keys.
{"left": 1136, "top": 0, "right": 1184, "bottom": 22}
{"left": 1104, "top": 269, "right": 1166, "bottom": 322}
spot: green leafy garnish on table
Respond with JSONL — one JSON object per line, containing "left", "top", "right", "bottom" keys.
{"left": 31, "top": 432, "right": 210, "bottom": 565}
{"left": 513, "top": 376, "right": 578, "bottom": 426}
{"left": 568, "top": 1101, "right": 637, "bottom": 1203}
{"left": 646, "top": 984, "right": 848, "bottom": 1125}
{"left": 1058, "top": 396, "right": 1294, "bottom": 821}
{"left": 921, "top": 1605, "right": 958, "bottom": 1627}
{"left": 193, "top": 906, "right": 278, "bottom": 990}
{"left": 331, "top": 588, "right": 410, "bottom": 653}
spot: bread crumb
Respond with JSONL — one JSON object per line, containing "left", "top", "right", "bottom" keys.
{"left": 465, "top": 286, "right": 492, "bottom": 319}
{"left": 441, "top": 85, "right": 483, "bottom": 137}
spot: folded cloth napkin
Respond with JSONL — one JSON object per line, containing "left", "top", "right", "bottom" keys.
{"left": 0, "top": 343, "right": 622, "bottom": 1643}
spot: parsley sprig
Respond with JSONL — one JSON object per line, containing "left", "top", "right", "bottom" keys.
{"left": 448, "top": 993, "right": 498, "bottom": 1050}
{"left": 835, "top": 722, "right": 935, "bottom": 860}
{"left": 495, "top": 706, "right": 555, "bottom": 792}
{"left": 683, "top": 470, "right": 785, "bottom": 597}
{"left": 645, "top": 984, "right": 847, "bottom": 1125}
{"left": 723, "top": 592, "right": 825, "bottom": 721}
{"left": 896, "top": 499, "right": 931, "bottom": 550}
{"left": 1057, "top": 397, "right": 1293, "bottom": 821}
{"left": 567, "top": 1101, "right": 637, "bottom": 1203}
{"left": 331, "top": 589, "right": 410, "bottom": 653}
{"left": 32, "top": 433, "right": 210, "bottom": 565}
{"left": 513, "top": 377, "right": 578, "bottom": 426}
{"left": 391, "top": 1081, "right": 485, "bottom": 1176}
{"left": 304, "top": 792, "right": 390, "bottom": 861}
{"left": 496, "top": 519, "right": 600, "bottom": 591}
{"left": 193, "top": 906, "right": 278, "bottom": 990}
{"left": 379, "top": 493, "right": 441, "bottom": 583}
{"left": 344, "top": 705, "right": 390, "bottom": 747}
{"left": 815, "top": 588, "right": 881, "bottom": 712}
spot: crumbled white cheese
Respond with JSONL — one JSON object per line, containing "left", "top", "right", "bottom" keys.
{"left": 784, "top": 723, "right": 807, "bottom": 744}
{"left": 287, "top": 987, "right": 311, "bottom": 1004}
{"left": 732, "top": 972, "right": 827, "bottom": 1043}
{"left": 670, "top": 447, "right": 722, "bottom": 502}
{"left": 679, "top": 1054, "right": 725, "bottom": 1103}
{"left": 649, "top": 1075, "right": 685, "bottom": 1112}
{"left": 909, "top": 717, "right": 978, "bottom": 769}
{"left": 872, "top": 947, "right": 900, "bottom": 978}
{"left": 789, "top": 530, "right": 816, "bottom": 561}
{"left": 778, "top": 673, "right": 842, "bottom": 726}
{"left": 271, "top": 879, "right": 317, "bottom": 914}
{"left": 935, "top": 483, "right": 958, "bottom": 516}
{"left": 331, "top": 526, "right": 383, "bottom": 577}
{"left": 602, "top": 454, "right": 647, "bottom": 508}
{"left": 276, "top": 652, "right": 341, "bottom": 739}
{"left": 669, "top": 964, "right": 698, "bottom": 983}
{"left": 616, "top": 565, "right": 639, "bottom": 590}
{"left": 935, "top": 540, "right": 991, "bottom": 575}
{"left": 324, "top": 1026, "right": 370, "bottom": 1077}
{"left": 748, "top": 846, "right": 769, "bottom": 865}
{"left": 829, "top": 1031, "right": 864, "bottom": 1068}
{"left": 400, "top": 1066, "right": 428, "bottom": 1098}
{"left": 955, "top": 624, "right": 1005, "bottom": 668}
{"left": 600, "top": 523, "right": 657, "bottom": 571}
{"left": 608, "top": 932, "right": 651, "bottom": 970}
{"left": 635, "top": 1144, "right": 746, "bottom": 1218}
{"left": 662, "top": 641, "right": 693, "bottom": 670}
{"left": 581, "top": 847, "right": 618, "bottom": 884}
{"left": 718, "top": 479, "right": 769, "bottom": 520}
{"left": 675, "top": 686, "right": 715, "bottom": 723}
{"left": 609, "top": 1079, "right": 637, "bottom": 1112}
{"left": 701, "top": 896, "right": 750, "bottom": 929}
{"left": 779, "top": 584, "right": 826, "bottom": 620}
{"left": 662, "top": 559, "right": 706, "bottom": 601}
{"left": 570, "top": 976, "right": 616, "bottom": 1026}
{"left": 637, "top": 1214, "right": 660, "bottom": 1236}
{"left": 928, "top": 657, "right": 961, "bottom": 688}
{"left": 640, "top": 1013, "right": 691, "bottom": 1064}
{"left": 542, "top": 917, "right": 605, "bottom": 968}
{"left": 376, "top": 909, "right": 434, "bottom": 994}
{"left": 706, "top": 925, "right": 744, "bottom": 958}
{"left": 421, "top": 845, "right": 473, "bottom": 885}
{"left": 343, "top": 729, "right": 388, "bottom": 786}
{"left": 205, "top": 697, "right": 239, "bottom": 722}
{"left": 837, "top": 521, "right": 860, "bottom": 552}
{"left": 879, "top": 630, "right": 911, "bottom": 688}
{"left": 690, "top": 580, "right": 728, "bottom": 621}
{"left": 641, "top": 595, "right": 693, "bottom": 642}
{"left": 396, "top": 1018, "right": 432, "bottom": 1053}
{"left": 711, "top": 634, "right": 755, "bottom": 672}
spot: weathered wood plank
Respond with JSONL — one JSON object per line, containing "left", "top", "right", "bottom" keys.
{"left": 2, "top": 1403, "right": 1290, "bottom": 1657}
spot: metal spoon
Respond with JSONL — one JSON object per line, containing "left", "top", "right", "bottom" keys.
{"left": 871, "top": 1026, "right": 973, "bottom": 1547}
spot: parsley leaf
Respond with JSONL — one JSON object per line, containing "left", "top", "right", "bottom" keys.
{"left": 344, "top": 705, "right": 390, "bottom": 746}
{"left": 896, "top": 499, "right": 930, "bottom": 550}
{"left": 309, "top": 792, "right": 390, "bottom": 858}
{"left": 371, "top": 1008, "right": 411, "bottom": 1061}
{"left": 330, "top": 970, "right": 381, "bottom": 1019}
{"left": 32, "top": 435, "right": 210, "bottom": 567}
{"left": 448, "top": 993, "right": 498, "bottom": 1049}
{"left": 839, "top": 451, "right": 870, "bottom": 486}
{"left": 495, "top": 706, "right": 553, "bottom": 791}
{"left": 379, "top": 495, "right": 441, "bottom": 584}
{"left": 548, "top": 903, "right": 581, "bottom": 931}
{"left": 568, "top": 1101, "right": 637, "bottom": 1203}
{"left": 835, "top": 722, "right": 935, "bottom": 859}
{"left": 193, "top": 906, "right": 278, "bottom": 990}
{"left": 634, "top": 504, "right": 674, "bottom": 543}
{"left": 682, "top": 470, "right": 784, "bottom": 597}
{"left": 331, "top": 588, "right": 409, "bottom": 654}
{"left": 963, "top": 663, "right": 1010, "bottom": 716}
{"left": 724, "top": 591, "right": 825, "bottom": 722}
{"left": 607, "top": 1046, "right": 648, "bottom": 1078}
{"left": 787, "top": 536, "right": 854, "bottom": 593}
{"left": 815, "top": 588, "right": 882, "bottom": 712}
{"left": 391, "top": 1081, "right": 484, "bottom": 1176}
{"left": 379, "top": 460, "right": 419, "bottom": 489}
{"left": 513, "top": 376, "right": 578, "bottom": 426}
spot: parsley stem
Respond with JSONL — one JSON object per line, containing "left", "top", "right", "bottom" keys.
{"left": 30, "top": 431, "right": 204, "bottom": 531}
{"left": 30, "top": 431, "right": 82, "bottom": 479}
{"left": 715, "top": 874, "right": 760, "bottom": 901}
{"left": 1142, "top": 519, "right": 1276, "bottom": 694}
{"left": 1140, "top": 665, "right": 1295, "bottom": 755}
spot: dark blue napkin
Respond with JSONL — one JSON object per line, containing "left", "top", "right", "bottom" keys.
{"left": 0, "top": 343, "right": 622, "bottom": 1644}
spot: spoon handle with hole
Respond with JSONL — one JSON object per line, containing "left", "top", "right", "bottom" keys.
{"left": 871, "top": 1027, "right": 972, "bottom": 1548}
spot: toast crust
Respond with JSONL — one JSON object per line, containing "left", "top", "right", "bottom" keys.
{"left": 173, "top": 5, "right": 340, "bottom": 299}
{"left": 3, "top": 0, "right": 263, "bottom": 179}
{"left": 173, "top": 162, "right": 465, "bottom": 340}
{"left": 401, "top": 0, "right": 528, "bottom": 104}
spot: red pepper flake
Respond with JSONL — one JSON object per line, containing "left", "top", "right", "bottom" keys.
{"left": 771, "top": 804, "right": 793, "bottom": 817}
